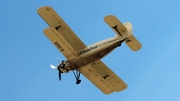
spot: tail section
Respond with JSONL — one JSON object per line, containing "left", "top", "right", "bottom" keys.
{"left": 104, "top": 15, "right": 142, "bottom": 51}
{"left": 124, "top": 34, "right": 142, "bottom": 51}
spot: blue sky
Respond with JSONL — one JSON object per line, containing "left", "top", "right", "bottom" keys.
{"left": 1, "top": 0, "right": 180, "bottom": 101}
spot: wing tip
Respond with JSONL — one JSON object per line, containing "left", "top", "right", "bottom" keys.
{"left": 37, "top": 6, "right": 52, "bottom": 13}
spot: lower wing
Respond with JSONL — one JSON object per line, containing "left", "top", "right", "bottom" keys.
{"left": 79, "top": 60, "right": 127, "bottom": 94}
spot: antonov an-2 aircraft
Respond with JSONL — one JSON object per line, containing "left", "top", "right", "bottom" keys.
{"left": 37, "top": 6, "right": 142, "bottom": 94}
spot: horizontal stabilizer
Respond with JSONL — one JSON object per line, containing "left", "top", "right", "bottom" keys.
{"left": 104, "top": 15, "right": 128, "bottom": 37}
{"left": 104, "top": 15, "right": 142, "bottom": 51}
{"left": 125, "top": 35, "right": 142, "bottom": 51}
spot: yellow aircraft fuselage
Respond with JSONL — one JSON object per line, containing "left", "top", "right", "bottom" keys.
{"left": 63, "top": 22, "right": 133, "bottom": 71}
{"left": 37, "top": 6, "right": 142, "bottom": 94}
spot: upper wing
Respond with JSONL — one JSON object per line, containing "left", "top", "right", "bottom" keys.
{"left": 37, "top": 6, "right": 86, "bottom": 53}
{"left": 44, "top": 27, "right": 77, "bottom": 59}
{"left": 79, "top": 60, "right": 127, "bottom": 94}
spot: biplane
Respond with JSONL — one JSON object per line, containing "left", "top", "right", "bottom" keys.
{"left": 37, "top": 6, "right": 142, "bottom": 94}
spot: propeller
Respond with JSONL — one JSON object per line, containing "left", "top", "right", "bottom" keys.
{"left": 50, "top": 64, "right": 57, "bottom": 69}
{"left": 50, "top": 59, "right": 81, "bottom": 84}
{"left": 50, "top": 64, "right": 62, "bottom": 81}
{"left": 57, "top": 57, "right": 60, "bottom": 64}
{"left": 58, "top": 72, "right": 61, "bottom": 81}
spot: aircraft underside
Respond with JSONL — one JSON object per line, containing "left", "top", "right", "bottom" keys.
{"left": 61, "top": 39, "right": 123, "bottom": 71}
{"left": 37, "top": 6, "right": 142, "bottom": 94}
{"left": 55, "top": 39, "right": 123, "bottom": 84}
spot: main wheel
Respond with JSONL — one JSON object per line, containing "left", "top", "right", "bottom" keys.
{"left": 76, "top": 79, "right": 81, "bottom": 84}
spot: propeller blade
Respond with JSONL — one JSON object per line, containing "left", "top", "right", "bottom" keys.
{"left": 57, "top": 57, "right": 60, "bottom": 63}
{"left": 50, "top": 64, "right": 57, "bottom": 69}
{"left": 58, "top": 72, "right": 61, "bottom": 81}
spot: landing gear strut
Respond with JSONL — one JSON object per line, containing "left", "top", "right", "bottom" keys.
{"left": 72, "top": 67, "right": 81, "bottom": 85}
{"left": 58, "top": 60, "right": 81, "bottom": 84}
